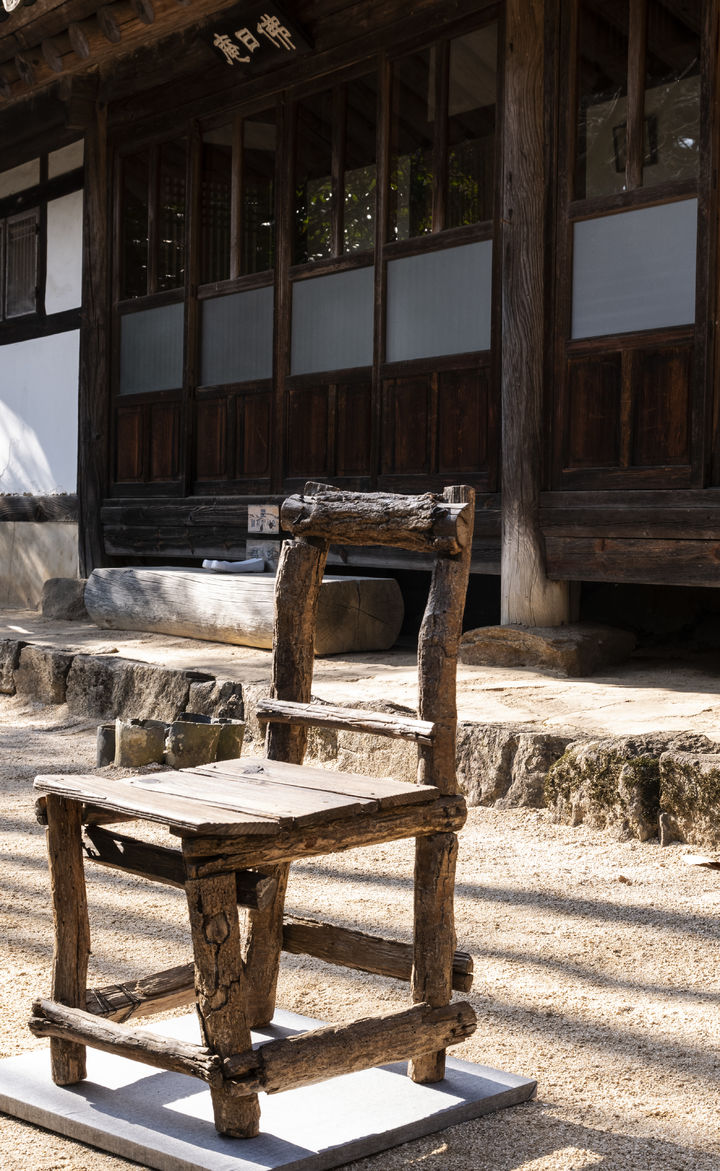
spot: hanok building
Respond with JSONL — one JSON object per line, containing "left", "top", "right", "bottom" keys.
{"left": 0, "top": 0, "right": 713, "bottom": 627}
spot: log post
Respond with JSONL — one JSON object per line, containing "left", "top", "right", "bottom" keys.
{"left": 242, "top": 528, "right": 329, "bottom": 1027}
{"left": 45, "top": 795, "right": 91, "bottom": 1085}
{"left": 78, "top": 98, "right": 111, "bottom": 576}
{"left": 411, "top": 485, "right": 474, "bottom": 1083}
{"left": 184, "top": 870, "right": 260, "bottom": 1137}
{"left": 500, "top": 0, "right": 570, "bottom": 627}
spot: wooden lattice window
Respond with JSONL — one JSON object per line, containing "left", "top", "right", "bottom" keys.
{"left": 1, "top": 208, "right": 39, "bottom": 319}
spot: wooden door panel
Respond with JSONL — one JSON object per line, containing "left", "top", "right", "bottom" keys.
{"left": 195, "top": 398, "right": 228, "bottom": 480}
{"left": 382, "top": 376, "right": 430, "bottom": 474}
{"left": 438, "top": 367, "right": 489, "bottom": 473}
{"left": 564, "top": 354, "right": 621, "bottom": 468}
{"left": 287, "top": 386, "right": 329, "bottom": 477}
{"left": 632, "top": 344, "right": 691, "bottom": 467}
{"left": 239, "top": 394, "right": 271, "bottom": 479}
{"left": 149, "top": 403, "right": 180, "bottom": 481}
{"left": 115, "top": 406, "right": 144, "bottom": 483}
{"left": 336, "top": 382, "right": 371, "bottom": 476}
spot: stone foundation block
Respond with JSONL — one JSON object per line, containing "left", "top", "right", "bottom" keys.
{"left": 459, "top": 623, "right": 637, "bottom": 677}
{"left": 659, "top": 750, "right": 720, "bottom": 850}
{"left": 187, "top": 678, "right": 244, "bottom": 722}
{"left": 41, "top": 577, "right": 88, "bottom": 620}
{"left": 546, "top": 733, "right": 717, "bottom": 840}
{"left": 0, "top": 639, "right": 24, "bottom": 695}
{"left": 457, "top": 723, "right": 575, "bottom": 807}
{"left": 13, "top": 645, "right": 73, "bottom": 705}
{"left": 66, "top": 656, "right": 196, "bottom": 721}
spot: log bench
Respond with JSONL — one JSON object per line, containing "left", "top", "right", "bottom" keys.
{"left": 84, "top": 567, "right": 404, "bottom": 655}
{"left": 32, "top": 483, "right": 476, "bottom": 1140}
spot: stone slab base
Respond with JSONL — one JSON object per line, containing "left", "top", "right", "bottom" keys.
{"left": 0, "top": 1010, "right": 535, "bottom": 1171}
{"left": 459, "top": 623, "right": 637, "bottom": 677}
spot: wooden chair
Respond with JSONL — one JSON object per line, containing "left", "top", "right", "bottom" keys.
{"left": 31, "top": 482, "right": 477, "bottom": 1139}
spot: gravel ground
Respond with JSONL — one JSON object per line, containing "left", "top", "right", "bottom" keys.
{"left": 1, "top": 693, "right": 719, "bottom": 1170}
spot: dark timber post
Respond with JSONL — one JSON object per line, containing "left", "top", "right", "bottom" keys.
{"left": 500, "top": 0, "right": 570, "bottom": 626}
{"left": 77, "top": 100, "right": 110, "bottom": 577}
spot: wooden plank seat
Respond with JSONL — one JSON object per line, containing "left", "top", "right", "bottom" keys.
{"left": 31, "top": 483, "right": 477, "bottom": 1141}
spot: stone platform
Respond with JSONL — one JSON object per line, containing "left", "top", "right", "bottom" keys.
{"left": 0, "top": 1011, "right": 536, "bottom": 1171}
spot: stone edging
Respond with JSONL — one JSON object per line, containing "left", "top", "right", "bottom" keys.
{"left": 3, "top": 637, "right": 719, "bottom": 848}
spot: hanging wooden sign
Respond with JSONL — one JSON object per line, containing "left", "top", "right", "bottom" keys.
{"left": 206, "top": 4, "right": 311, "bottom": 72}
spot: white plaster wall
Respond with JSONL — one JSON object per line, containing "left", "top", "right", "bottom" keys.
{"left": 0, "top": 330, "right": 79, "bottom": 493}
{"left": 0, "top": 522, "right": 78, "bottom": 608}
{"left": 46, "top": 190, "right": 83, "bottom": 314}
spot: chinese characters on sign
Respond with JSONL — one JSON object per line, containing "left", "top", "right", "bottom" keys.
{"left": 209, "top": 5, "right": 309, "bottom": 70}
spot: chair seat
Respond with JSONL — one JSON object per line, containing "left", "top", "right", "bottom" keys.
{"left": 34, "top": 756, "right": 441, "bottom": 838}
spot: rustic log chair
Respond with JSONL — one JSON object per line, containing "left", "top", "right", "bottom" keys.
{"left": 31, "top": 482, "right": 477, "bottom": 1139}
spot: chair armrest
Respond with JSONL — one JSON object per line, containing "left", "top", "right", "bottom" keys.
{"left": 256, "top": 699, "right": 435, "bottom": 744}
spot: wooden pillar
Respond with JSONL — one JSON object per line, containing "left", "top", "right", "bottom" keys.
{"left": 500, "top": 0, "right": 570, "bottom": 627}
{"left": 241, "top": 532, "right": 329, "bottom": 1027}
{"left": 77, "top": 100, "right": 111, "bottom": 577}
{"left": 184, "top": 870, "right": 260, "bottom": 1137}
{"left": 46, "top": 795, "right": 91, "bottom": 1085}
{"left": 410, "top": 485, "right": 473, "bottom": 1083}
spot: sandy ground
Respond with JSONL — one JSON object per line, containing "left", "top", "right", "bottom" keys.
{"left": 1, "top": 692, "right": 719, "bottom": 1170}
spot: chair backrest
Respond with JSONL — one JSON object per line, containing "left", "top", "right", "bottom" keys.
{"left": 267, "top": 482, "right": 475, "bottom": 795}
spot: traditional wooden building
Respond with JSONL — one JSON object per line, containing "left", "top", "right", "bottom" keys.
{"left": 0, "top": 0, "right": 713, "bottom": 624}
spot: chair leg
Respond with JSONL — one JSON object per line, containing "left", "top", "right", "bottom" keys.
{"left": 241, "top": 862, "right": 290, "bottom": 1028}
{"left": 409, "top": 832, "right": 458, "bottom": 1083}
{"left": 46, "top": 795, "right": 91, "bottom": 1086}
{"left": 185, "top": 872, "right": 261, "bottom": 1138}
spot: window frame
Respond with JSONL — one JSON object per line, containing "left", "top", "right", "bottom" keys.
{"left": 0, "top": 153, "right": 84, "bottom": 339}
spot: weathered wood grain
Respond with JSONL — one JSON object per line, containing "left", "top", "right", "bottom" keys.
{"left": 45, "top": 795, "right": 91, "bottom": 1085}
{"left": 84, "top": 567, "right": 403, "bottom": 655}
{"left": 179, "top": 794, "right": 468, "bottom": 869}
{"left": 81, "top": 825, "right": 277, "bottom": 909}
{"left": 282, "top": 484, "right": 473, "bottom": 554}
{"left": 30, "top": 998, "right": 222, "bottom": 1084}
{"left": 223, "top": 1000, "right": 477, "bottom": 1094}
{"left": 282, "top": 915, "right": 474, "bottom": 993}
{"left": 500, "top": 0, "right": 570, "bottom": 626}
{"left": 200, "top": 755, "right": 438, "bottom": 808}
{"left": 185, "top": 872, "right": 260, "bottom": 1136}
{"left": 34, "top": 773, "right": 282, "bottom": 835}
{"left": 256, "top": 699, "right": 436, "bottom": 744}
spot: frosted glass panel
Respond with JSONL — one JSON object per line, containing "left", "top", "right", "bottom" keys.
{"left": 119, "top": 303, "right": 184, "bottom": 395}
{"left": 386, "top": 241, "right": 492, "bottom": 362}
{"left": 291, "top": 266, "right": 374, "bottom": 374}
{"left": 572, "top": 199, "right": 697, "bottom": 338}
{"left": 48, "top": 140, "right": 84, "bottom": 178}
{"left": 0, "top": 159, "right": 39, "bottom": 199}
{"left": 46, "top": 192, "right": 83, "bottom": 314}
{"left": 201, "top": 286, "right": 274, "bottom": 384}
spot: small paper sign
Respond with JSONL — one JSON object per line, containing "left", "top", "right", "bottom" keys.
{"left": 247, "top": 504, "right": 279, "bottom": 534}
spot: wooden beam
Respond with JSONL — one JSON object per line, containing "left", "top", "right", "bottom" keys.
{"left": 178, "top": 794, "right": 468, "bottom": 868}
{"left": 500, "top": 0, "right": 570, "bottom": 626}
{"left": 30, "top": 998, "right": 223, "bottom": 1085}
{"left": 0, "top": 493, "right": 78, "bottom": 523}
{"left": 86, "top": 962, "right": 197, "bottom": 1022}
{"left": 282, "top": 915, "right": 474, "bottom": 993}
{"left": 223, "top": 1001, "right": 477, "bottom": 1095}
{"left": 256, "top": 699, "right": 436, "bottom": 745}
{"left": 83, "top": 919, "right": 473, "bottom": 1025}
{"left": 82, "top": 825, "right": 278, "bottom": 910}
{"left": 282, "top": 483, "right": 473, "bottom": 555}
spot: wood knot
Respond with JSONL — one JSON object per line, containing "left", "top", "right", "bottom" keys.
{"left": 204, "top": 912, "right": 231, "bottom": 945}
